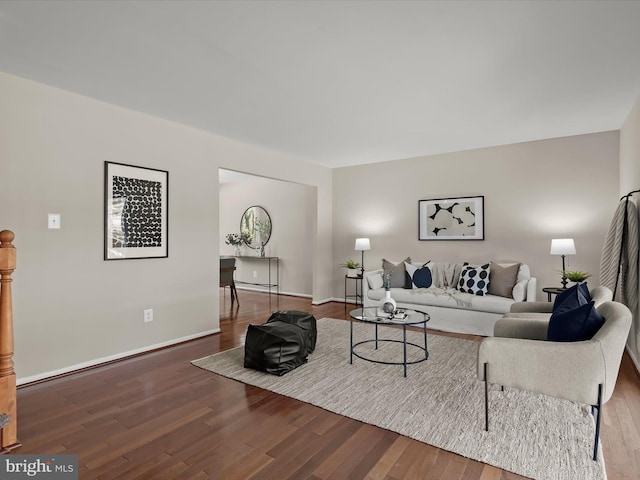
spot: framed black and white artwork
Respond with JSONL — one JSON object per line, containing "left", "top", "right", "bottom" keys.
{"left": 104, "top": 161, "right": 169, "bottom": 260}
{"left": 418, "top": 196, "right": 484, "bottom": 240}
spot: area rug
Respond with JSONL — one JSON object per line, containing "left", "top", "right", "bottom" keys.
{"left": 192, "top": 318, "right": 605, "bottom": 480}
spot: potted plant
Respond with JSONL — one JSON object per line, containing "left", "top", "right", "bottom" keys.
{"left": 562, "top": 270, "right": 591, "bottom": 283}
{"left": 225, "top": 232, "right": 248, "bottom": 256}
{"left": 340, "top": 258, "right": 360, "bottom": 277}
{"left": 255, "top": 219, "right": 271, "bottom": 257}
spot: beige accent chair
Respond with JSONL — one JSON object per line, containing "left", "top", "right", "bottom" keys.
{"left": 478, "top": 300, "right": 632, "bottom": 461}
{"left": 508, "top": 285, "right": 612, "bottom": 314}
{"left": 493, "top": 285, "right": 613, "bottom": 339}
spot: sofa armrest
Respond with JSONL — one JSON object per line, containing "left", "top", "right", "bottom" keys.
{"left": 591, "top": 285, "right": 613, "bottom": 306}
{"left": 363, "top": 269, "right": 383, "bottom": 307}
{"left": 510, "top": 301, "right": 553, "bottom": 313}
{"left": 525, "top": 277, "right": 537, "bottom": 302}
{"left": 494, "top": 316, "right": 549, "bottom": 340}
{"left": 477, "top": 337, "right": 604, "bottom": 405}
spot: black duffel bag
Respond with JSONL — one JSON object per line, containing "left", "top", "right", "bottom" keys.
{"left": 244, "top": 321, "right": 308, "bottom": 376}
{"left": 266, "top": 310, "right": 317, "bottom": 355}
{"left": 244, "top": 311, "right": 317, "bottom": 376}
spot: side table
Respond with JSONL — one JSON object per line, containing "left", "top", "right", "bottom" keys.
{"left": 344, "top": 274, "right": 363, "bottom": 309}
{"left": 542, "top": 287, "right": 565, "bottom": 302}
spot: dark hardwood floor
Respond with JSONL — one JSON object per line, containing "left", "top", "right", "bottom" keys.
{"left": 12, "top": 290, "right": 640, "bottom": 479}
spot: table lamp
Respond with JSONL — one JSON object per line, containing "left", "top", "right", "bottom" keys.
{"left": 550, "top": 238, "right": 576, "bottom": 289}
{"left": 355, "top": 238, "right": 370, "bottom": 276}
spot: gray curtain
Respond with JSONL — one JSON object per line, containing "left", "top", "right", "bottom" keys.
{"left": 600, "top": 196, "right": 639, "bottom": 344}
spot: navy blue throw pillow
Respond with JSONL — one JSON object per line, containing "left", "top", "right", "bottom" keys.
{"left": 552, "top": 283, "right": 590, "bottom": 314}
{"left": 547, "top": 301, "right": 605, "bottom": 342}
{"left": 404, "top": 262, "right": 433, "bottom": 289}
{"left": 579, "top": 282, "right": 592, "bottom": 302}
{"left": 552, "top": 283, "right": 576, "bottom": 310}
{"left": 413, "top": 265, "right": 433, "bottom": 288}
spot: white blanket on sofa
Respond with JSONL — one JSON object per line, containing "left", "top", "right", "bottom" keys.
{"left": 367, "top": 286, "right": 515, "bottom": 314}
{"left": 428, "top": 261, "right": 463, "bottom": 288}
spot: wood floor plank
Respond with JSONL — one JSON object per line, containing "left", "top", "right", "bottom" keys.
{"left": 363, "top": 435, "right": 413, "bottom": 480}
{"left": 442, "top": 458, "right": 469, "bottom": 480}
{"left": 425, "top": 449, "right": 457, "bottom": 480}
{"left": 479, "top": 464, "right": 502, "bottom": 480}
{"left": 275, "top": 418, "right": 363, "bottom": 480}
{"left": 10, "top": 290, "right": 640, "bottom": 479}
{"left": 460, "top": 459, "right": 485, "bottom": 480}
{"left": 85, "top": 404, "right": 212, "bottom": 470}
{"left": 389, "top": 439, "right": 439, "bottom": 480}
{"left": 500, "top": 470, "right": 530, "bottom": 480}
{"left": 310, "top": 423, "right": 382, "bottom": 479}
{"left": 97, "top": 452, "right": 172, "bottom": 480}
{"left": 348, "top": 430, "right": 399, "bottom": 480}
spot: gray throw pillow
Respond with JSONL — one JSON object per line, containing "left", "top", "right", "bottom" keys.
{"left": 382, "top": 258, "right": 411, "bottom": 288}
{"left": 488, "top": 262, "right": 520, "bottom": 298}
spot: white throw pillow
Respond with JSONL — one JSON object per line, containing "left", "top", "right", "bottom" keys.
{"left": 367, "top": 272, "right": 384, "bottom": 290}
{"left": 457, "top": 263, "right": 491, "bottom": 296}
{"left": 512, "top": 279, "right": 528, "bottom": 302}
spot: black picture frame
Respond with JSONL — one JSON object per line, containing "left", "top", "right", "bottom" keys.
{"left": 104, "top": 161, "right": 169, "bottom": 260}
{"left": 418, "top": 195, "right": 484, "bottom": 240}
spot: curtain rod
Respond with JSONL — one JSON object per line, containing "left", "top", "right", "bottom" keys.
{"left": 620, "top": 188, "right": 640, "bottom": 200}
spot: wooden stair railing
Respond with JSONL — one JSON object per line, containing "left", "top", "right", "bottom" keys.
{"left": 0, "top": 230, "right": 19, "bottom": 452}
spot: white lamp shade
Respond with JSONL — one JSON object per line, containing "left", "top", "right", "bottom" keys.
{"left": 550, "top": 238, "right": 576, "bottom": 255}
{"left": 355, "top": 238, "right": 371, "bottom": 251}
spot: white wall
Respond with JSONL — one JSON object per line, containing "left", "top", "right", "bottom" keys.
{"left": 213, "top": 140, "right": 333, "bottom": 306}
{"left": 332, "top": 132, "right": 620, "bottom": 300}
{"left": 620, "top": 93, "right": 640, "bottom": 368}
{"left": 0, "top": 71, "right": 333, "bottom": 381}
{"left": 219, "top": 175, "right": 315, "bottom": 296}
{"left": 1, "top": 66, "right": 628, "bottom": 381}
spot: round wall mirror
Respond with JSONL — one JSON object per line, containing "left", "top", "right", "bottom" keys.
{"left": 240, "top": 206, "right": 272, "bottom": 249}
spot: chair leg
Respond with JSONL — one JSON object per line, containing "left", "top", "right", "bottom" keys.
{"left": 593, "top": 383, "right": 603, "bottom": 461}
{"left": 484, "top": 362, "right": 489, "bottom": 431}
{"left": 231, "top": 282, "right": 240, "bottom": 306}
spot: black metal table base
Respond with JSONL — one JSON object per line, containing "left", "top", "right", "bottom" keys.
{"left": 349, "top": 322, "right": 429, "bottom": 377}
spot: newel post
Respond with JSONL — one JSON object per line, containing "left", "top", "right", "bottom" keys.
{"left": 0, "top": 230, "right": 19, "bottom": 450}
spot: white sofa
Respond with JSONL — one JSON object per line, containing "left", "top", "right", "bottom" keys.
{"left": 363, "top": 261, "right": 537, "bottom": 336}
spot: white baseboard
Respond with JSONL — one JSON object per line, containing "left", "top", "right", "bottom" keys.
{"left": 235, "top": 286, "right": 312, "bottom": 298}
{"left": 17, "top": 328, "right": 220, "bottom": 386}
{"left": 312, "top": 297, "right": 337, "bottom": 305}
{"left": 313, "top": 297, "right": 358, "bottom": 305}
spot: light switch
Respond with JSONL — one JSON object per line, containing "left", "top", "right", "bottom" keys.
{"left": 48, "top": 214, "right": 61, "bottom": 229}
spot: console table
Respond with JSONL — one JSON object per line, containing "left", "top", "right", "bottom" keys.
{"left": 234, "top": 256, "right": 279, "bottom": 295}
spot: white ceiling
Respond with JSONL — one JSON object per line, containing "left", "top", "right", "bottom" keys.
{"left": 2, "top": 0, "right": 640, "bottom": 168}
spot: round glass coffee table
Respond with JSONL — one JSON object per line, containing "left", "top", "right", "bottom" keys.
{"left": 349, "top": 307, "right": 430, "bottom": 377}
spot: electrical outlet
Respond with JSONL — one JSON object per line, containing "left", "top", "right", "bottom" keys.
{"left": 144, "top": 309, "right": 153, "bottom": 323}
{"left": 253, "top": 270, "right": 258, "bottom": 278}
{"left": 48, "top": 213, "right": 61, "bottom": 229}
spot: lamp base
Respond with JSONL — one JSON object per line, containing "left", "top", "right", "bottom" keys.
{"left": 560, "top": 254, "right": 568, "bottom": 289}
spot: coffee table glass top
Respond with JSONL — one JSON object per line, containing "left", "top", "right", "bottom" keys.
{"left": 349, "top": 307, "right": 430, "bottom": 326}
